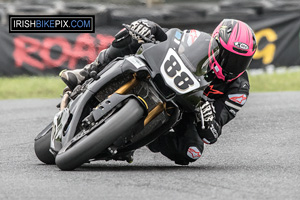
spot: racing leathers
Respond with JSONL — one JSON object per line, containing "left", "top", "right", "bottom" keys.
{"left": 147, "top": 72, "right": 249, "bottom": 165}
{"left": 60, "top": 19, "right": 250, "bottom": 165}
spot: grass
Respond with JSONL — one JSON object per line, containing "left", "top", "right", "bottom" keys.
{"left": 0, "top": 71, "right": 300, "bottom": 99}
{"left": 0, "top": 76, "right": 66, "bottom": 99}
{"left": 249, "top": 71, "right": 300, "bottom": 92}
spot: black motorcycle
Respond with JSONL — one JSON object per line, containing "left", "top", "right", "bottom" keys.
{"left": 34, "top": 27, "right": 216, "bottom": 170}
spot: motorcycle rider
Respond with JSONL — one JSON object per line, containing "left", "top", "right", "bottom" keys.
{"left": 60, "top": 19, "right": 257, "bottom": 165}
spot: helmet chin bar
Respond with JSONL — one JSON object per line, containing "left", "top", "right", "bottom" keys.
{"left": 223, "top": 70, "right": 235, "bottom": 82}
{"left": 205, "top": 67, "right": 242, "bottom": 83}
{"left": 224, "top": 69, "right": 245, "bottom": 82}
{"left": 204, "top": 69, "right": 216, "bottom": 82}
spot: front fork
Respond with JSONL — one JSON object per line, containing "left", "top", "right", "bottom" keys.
{"left": 60, "top": 74, "right": 166, "bottom": 126}
{"left": 114, "top": 74, "right": 166, "bottom": 126}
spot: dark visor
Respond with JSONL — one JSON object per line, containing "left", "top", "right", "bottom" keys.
{"left": 217, "top": 45, "right": 253, "bottom": 75}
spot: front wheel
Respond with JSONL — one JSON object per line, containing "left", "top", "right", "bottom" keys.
{"left": 34, "top": 122, "right": 55, "bottom": 164}
{"left": 55, "top": 98, "right": 145, "bottom": 170}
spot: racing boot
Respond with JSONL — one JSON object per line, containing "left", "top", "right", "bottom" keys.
{"left": 59, "top": 63, "right": 97, "bottom": 90}
{"left": 112, "top": 151, "right": 135, "bottom": 163}
{"left": 125, "top": 151, "right": 134, "bottom": 163}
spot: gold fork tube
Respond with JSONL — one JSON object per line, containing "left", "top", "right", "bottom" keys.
{"left": 114, "top": 75, "right": 139, "bottom": 95}
{"left": 144, "top": 102, "right": 166, "bottom": 126}
{"left": 114, "top": 74, "right": 165, "bottom": 126}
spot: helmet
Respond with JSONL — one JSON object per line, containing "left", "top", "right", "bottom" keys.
{"left": 208, "top": 19, "right": 257, "bottom": 82}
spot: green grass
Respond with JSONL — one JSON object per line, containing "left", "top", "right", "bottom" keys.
{"left": 0, "top": 76, "right": 66, "bottom": 99}
{"left": 249, "top": 71, "right": 300, "bottom": 92}
{"left": 0, "top": 71, "right": 300, "bottom": 99}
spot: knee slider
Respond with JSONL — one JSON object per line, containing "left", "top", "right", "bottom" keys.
{"left": 186, "top": 146, "right": 203, "bottom": 161}
{"left": 175, "top": 144, "right": 204, "bottom": 165}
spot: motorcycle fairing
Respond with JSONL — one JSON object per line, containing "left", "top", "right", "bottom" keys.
{"left": 50, "top": 28, "right": 215, "bottom": 157}
{"left": 59, "top": 57, "right": 150, "bottom": 148}
{"left": 137, "top": 28, "right": 213, "bottom": 111}
{"left": 160, "top": 48, "right": 200, "bottom": 94}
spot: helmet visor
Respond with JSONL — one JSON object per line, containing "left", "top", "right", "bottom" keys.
{"left": 217, "top": 45, "right": 253, "bottom": 76}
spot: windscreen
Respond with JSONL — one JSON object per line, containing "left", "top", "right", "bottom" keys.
{"left": 178, "top": 30, "right": 219, "bottom": 77}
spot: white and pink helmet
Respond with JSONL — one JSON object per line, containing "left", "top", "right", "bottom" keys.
{"left": 208, "top": 19, "right": 257, "bottom": 82}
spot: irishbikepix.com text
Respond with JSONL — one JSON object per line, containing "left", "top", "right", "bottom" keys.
{"left": 9, "top": 15, "right": 95, "bottom": 33}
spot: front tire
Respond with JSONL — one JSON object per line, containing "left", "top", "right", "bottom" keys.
{"left": 55, "top": 98, "right": 145, "bottom": 170}
{"left": 34, "top": 123, "right": 55, "bottom": 164}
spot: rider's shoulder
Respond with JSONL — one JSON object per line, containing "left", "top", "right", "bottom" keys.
{"left": 228, "top": 71, "right": 250, "bottom": 93}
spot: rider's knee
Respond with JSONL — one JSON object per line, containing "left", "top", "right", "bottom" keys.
{"left": 175, "top": 144, "right": 204, "bottom": 165}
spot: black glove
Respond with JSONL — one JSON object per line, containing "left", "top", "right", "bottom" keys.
{"left": 195, "top": 101, "right": 221, "bottom": 144}
{"left": 196, "top": 101, "right": 216, "bottom": 129}
{"left": 198, "top": 121, "right": 221, "bottom": 144}
{"left": 129, "top": 19, "right": 167, "bottom": 43}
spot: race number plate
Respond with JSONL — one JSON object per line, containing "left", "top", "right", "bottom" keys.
{"left": 160, "top": 48, "right": 200, "bottom": 94}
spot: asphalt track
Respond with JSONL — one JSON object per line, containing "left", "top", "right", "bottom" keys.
{"left": 1, "top": 92, "right": 299, "bottom": 200}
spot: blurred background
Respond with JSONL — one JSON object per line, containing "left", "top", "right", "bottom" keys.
{"left": 1, "top": 0, "right": 300, "bottom": 74}
{"left": 0, "top": 0, "right": 300, "bottom": 98}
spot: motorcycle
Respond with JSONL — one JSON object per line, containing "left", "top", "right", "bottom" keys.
{"left": 34, "top": 26, "right": 216, "bottom": 170}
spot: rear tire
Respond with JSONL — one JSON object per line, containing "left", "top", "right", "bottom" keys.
{"left": 55, "top": 98, "right": 145, "bottom": 171}
{"left": 34, "top": 123, "right": 55, "bottom": 164}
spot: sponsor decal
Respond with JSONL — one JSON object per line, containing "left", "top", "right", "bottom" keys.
{"left": 234, "top": 42, "right": 249, "bottom": 50}
{"left": 209, "top": 124, "right": 218, "bottom": 138}
{"left": 229, "top": 94, "right": 247, "bottom": 105}
{"left": 187, "top": 29, "right": 200, "bottom": 46}
{"left": 174, "top": 31, "right": 182, "bottom": 44}
{"left": 204, "top": 85, "right": 224, "bottom": 96}
{"left": 126, "top": 56, "right": 145, "bottom": 69}
{"left": 214, "top": 65, "right": 220, "bottom": 72}
{"left": 187, "top": 146, "right": 201, "bottom": 159}
{"left": 175, "top": 31, "right": 182, "bottom": 40}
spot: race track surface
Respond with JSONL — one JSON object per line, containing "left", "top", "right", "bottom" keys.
{"left": 1, "top": 92, "right": 299, "bottom": 200}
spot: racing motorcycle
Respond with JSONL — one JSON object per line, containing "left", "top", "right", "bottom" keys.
{"left": 34, "top": 26, "right": 216, "bottom": 170}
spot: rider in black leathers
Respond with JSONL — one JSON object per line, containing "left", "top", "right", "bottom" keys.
{"left": 60, "top": 19, "right": 257, "bottom": 165}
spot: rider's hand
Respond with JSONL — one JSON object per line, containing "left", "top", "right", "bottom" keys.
{"left": 129, "top": 19, "right": 167, "bottom": 43}
{"left": 195, "top": 101, "right": 221, "bottom": 144}
{"left": 196, "top": 101, "right": 216, "bottom": 129}
{"left": 129, "top": 19, "right": 152, "bottom": 42}
{"left": 202, "top": 101, "right": 215, "bottom": 124}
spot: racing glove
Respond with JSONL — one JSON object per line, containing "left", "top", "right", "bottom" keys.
{"left": 196, "top": 101, "right": 216, "bottom": 128}
{"left": 129, "top": 19, "right": 167, "bottom": 43}
{"left": 195, "top": 101, "right": 221, "bottom": 144}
